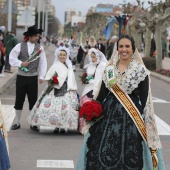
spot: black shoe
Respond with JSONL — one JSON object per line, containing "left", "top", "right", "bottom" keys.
{"left": 54, "top": 128, "right": 59, "bottom": 133}
{"left": 11, "top": 124, "right": 20, "bottom": 130}
{"left": 60, "top": 128, "right": 65, "bottom": 134}
{"left": 30, "top": 125, "right": 39, "bottom": 131}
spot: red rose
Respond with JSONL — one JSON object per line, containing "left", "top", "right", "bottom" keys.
{"left": 79, "top": 101, "right": 102, "bottom": 121}
{"left": 81, "top": 72, "right": 87, "bottom": 84}
{"left": 37, "top": 49, "right": 41, "bottom": 54}
{"left": 52, "top": 76, "right": 59, "bottom": 84}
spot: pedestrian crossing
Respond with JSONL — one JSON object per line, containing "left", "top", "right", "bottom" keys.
{"left": 1, "top": 97, "right": 170, "bottom": 169}
{"left": 152, "top": 97, "right": 170, "bottom": 103}
{"left": 1, "top": 97, "right": 170, "bottom": 135}
{"left": 1, "top": 104, "right": 15, "bottom": 131}
{"left": 37, "top": 160, "right": 74, "bottom": 168}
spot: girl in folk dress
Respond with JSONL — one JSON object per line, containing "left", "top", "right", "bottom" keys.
{"left": 79, "top": 48, "right": 107, "bottom": 133}
{"left": 81, "top": 48, "right": 107, "bottom": 99}
{"left": 28, "top": 47, "right": 79, "bottom": 133}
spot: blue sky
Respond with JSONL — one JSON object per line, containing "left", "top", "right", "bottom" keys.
{"left": 51, "top": 0, "right": 163, "bottom": 24}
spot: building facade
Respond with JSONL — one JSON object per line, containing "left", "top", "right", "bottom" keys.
{"left": 95, "top": 4, "right": 114, "bottom": 13}
{"left": 65, "top": 8, "right": 81, "bottom": 24}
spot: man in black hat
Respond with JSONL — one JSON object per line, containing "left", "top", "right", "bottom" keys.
{"left": 9, "top": 25, "right": 47, "bottom": 130}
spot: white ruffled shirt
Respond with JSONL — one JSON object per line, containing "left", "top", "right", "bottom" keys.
{"left": 9, "top": 41, "right": 47, "bottom": 79}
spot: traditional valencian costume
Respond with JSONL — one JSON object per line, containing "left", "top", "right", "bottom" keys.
{"left": 76, "top": 47, "right": 165, "bottom": 169}
{"left": 83, "top": 36, "right": 97, "bottom": 66}
{"left": 79, "top": 48, "right": 107, "bottom": 133}
{"left": 0, "top": 101, "right": 10, "bottom": 170}
{"left": 81, "top": 48, "right": 107, "bottom": 99}
{"left": 28, "top": 47, "right": 79, "bottom": 131}
{"left": 9, "top": 25, "right": 47, "bottom": 130}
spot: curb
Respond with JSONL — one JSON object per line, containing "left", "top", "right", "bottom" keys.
{"left": 0, "top": 70, "right": 17, "bottom": 95}
{"left": 150, "top": 71, "right": 170, "bottom": 84}
{"left": 0, "top": 70, "right": 170, "bottom": 95}
{"left": 0, "top": 45, "right": 49, "bottom": 95}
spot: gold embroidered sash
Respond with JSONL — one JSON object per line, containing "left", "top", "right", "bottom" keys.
{"left": 106, "top": 64, "right": 158, "bottom": 169}
{"left": 111, "top": 83, "right": 147, "bottom": 142}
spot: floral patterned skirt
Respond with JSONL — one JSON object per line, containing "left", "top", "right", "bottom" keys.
{"left": 27, "top": 89, "right": 79, "bottom": 130}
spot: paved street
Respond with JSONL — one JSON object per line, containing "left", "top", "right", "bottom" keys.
{"left": 0, "top": 44, "right": 170, "bottom": 170}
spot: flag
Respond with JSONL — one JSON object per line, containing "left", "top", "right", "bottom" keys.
{"left": 103, "top": 17, "right": 116, "bottom": 40}
{"left": 78, "top": 32, "right": 83, "bottom": 44}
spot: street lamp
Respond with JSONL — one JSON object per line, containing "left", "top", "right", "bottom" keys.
{"left": 8, "top": 0, "right": 12, "bottom": 32}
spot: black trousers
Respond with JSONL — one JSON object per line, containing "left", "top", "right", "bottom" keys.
{"left": 4, "top": 55, "right": 11, "bottom": 71}
{"left": 14, "top": 75, "right": 38, "bottom": 110}
{"left": 0, "top": 55, "right": 5, "bottom": 73}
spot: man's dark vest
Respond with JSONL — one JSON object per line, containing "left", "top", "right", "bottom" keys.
{"left": 18, "top": 42, "right": 40, "bottom": 73}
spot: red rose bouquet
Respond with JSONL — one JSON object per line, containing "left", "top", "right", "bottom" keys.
{"left": 48, "top": 72, "right": 59, "bottom": 85}
{"left": 79, "top": 72, "right": 87, "bottom": 84}
{"left": 79, "top": 100, "right": 103, "bottom": 122}
{"left": 36, "top": 72, "right": 58, "bottom": 108}
{"left": 19, "top": 47, "right": 42, "bottom": 72}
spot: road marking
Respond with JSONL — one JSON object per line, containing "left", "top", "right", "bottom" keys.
{"left": 0, "top": 98, "right": 28, "bottom": 101}
{"left": 1, "top": 105, "right": 15, "bottom": 131}
{"left": 152, "top": 97, "right": 170, "bottom": 103}
{"left": 37, "top": 160, "right": 74, "bottom": 168}
{"left": 156, "top": 115, "right": 170, "bottom": 135}
{"left": 39, "top": 126, "right": 55, "bottom": 133}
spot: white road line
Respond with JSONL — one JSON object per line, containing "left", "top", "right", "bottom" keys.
{"left": 152, "top": 97, "right": 170, "bottom": 103}
{"left": 37, "top": 160, "right": 74, "bottom": 168}
{"left": 156, "top": 115, "right": 170, "bottom": 135}
{"left": 1, "top": 97, "right": 169, "bottom": 103}
{"left": 39, "top": 126, "right": 55, "bottom": 133}
{"left": 2, "top": 105, "right": 15, "bottom": 131}
{"left": 0, "top": 98, "right": 28, "bottom": 101}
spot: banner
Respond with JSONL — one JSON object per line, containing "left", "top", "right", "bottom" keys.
{"left": 103, "top": 17, "right": 116, "bottom": 40}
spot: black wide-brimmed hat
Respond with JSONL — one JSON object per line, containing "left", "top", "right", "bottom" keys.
{"left": 23, "top": 25, "right": 43, "bottom": 36}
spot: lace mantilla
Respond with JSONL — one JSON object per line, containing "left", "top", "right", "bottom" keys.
{"left": 102, "top": 60, "right": 162, "bottom": 149}
{"left": 144, "top": 83, "right": 162, "bottom": 149}
{"left": 117, "top": 60, "right": 149, "bottom": 94}
{"left": 103, "top": 60, "right": 149, "bottom": 94}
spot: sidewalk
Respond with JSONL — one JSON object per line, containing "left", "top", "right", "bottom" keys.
{"left": 150, "top": 57, "right": 170, "bottom": 84}
{"left": 162, "top": 57, "right": 170, "bottom": 70}
{"left": 0, "top": 50, "right": 170, "bottom": 95}
{"left": 0, "top": 67, "right": 18, "bottom": 95}
{"left": 0, "top": 45, "right": 52, "bottom": 95}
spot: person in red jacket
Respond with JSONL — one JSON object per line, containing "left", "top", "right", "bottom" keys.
{"left": 0, "top": 30, "right": 6, "bottom": 77}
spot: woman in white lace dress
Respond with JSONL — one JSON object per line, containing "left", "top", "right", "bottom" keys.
{"left": 28, "top": 47, "right": 79, "bottom": 133}
{"left": 76, "top": 35, "right": 165, "bottom": 170}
